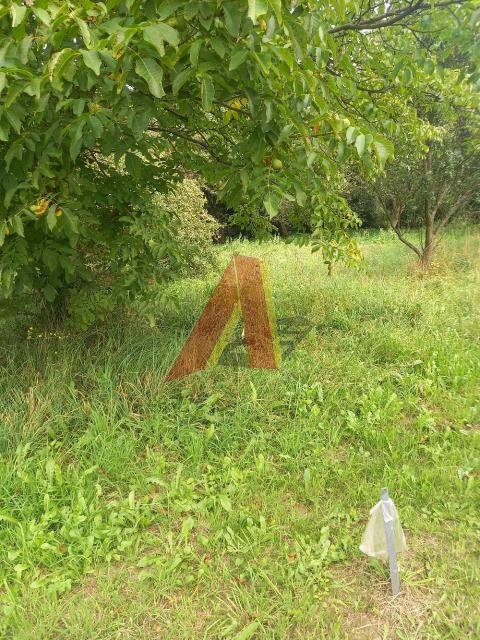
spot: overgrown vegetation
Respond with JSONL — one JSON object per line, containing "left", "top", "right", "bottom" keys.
{"left": 0, "top": 2, "right": 479, "bottom": 636}
{"left": 0, "top": 1, "right": 478, "bottom": 322}
{"left": 1, "top": 231, "right": 478, "bottom": 638}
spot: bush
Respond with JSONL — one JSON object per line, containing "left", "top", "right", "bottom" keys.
{"left": 153, "top": 179, "right": 220, "bottom": 274}
{"left": 0, "top": 178, "right": 220, "bottom": 330}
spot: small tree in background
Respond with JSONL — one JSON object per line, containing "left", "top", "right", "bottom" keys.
{"left": 372, "top": 108, "right": 479, "bottom": 268}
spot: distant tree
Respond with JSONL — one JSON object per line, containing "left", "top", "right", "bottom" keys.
{"left": 371, "top": 94, "right": 480, "bottom": 267}
{"left": 375, "top": 145, "right": 479, "bottom": 267}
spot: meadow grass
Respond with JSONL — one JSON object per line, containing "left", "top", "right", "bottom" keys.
{"left": 0, "top": 229, "right": 479, "bottom": 639}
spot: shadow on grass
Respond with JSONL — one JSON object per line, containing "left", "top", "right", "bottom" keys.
{"left": 218, "top": 315, "right": 317, "bottom": 368}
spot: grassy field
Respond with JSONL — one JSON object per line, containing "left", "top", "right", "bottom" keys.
{"left": 0, "top": 229, "right": 479, "bottom": 639}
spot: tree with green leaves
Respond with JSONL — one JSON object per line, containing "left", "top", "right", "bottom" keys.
{"left": 346, "top": 4, "right": 480, "bottom": 267}
{"left": 0, "top": 1, "right": 478, "bottom": 324}
{"left": 372, "top": 121, "right": 480, "bottom": 267}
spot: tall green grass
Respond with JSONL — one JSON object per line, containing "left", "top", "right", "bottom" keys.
{"left": 0, "top": 229, "right": 479, "bottom": 638}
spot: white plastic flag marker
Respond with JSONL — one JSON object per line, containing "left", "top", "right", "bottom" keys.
{"left": 360, "top": 487, "right": 407, "bottom": 596}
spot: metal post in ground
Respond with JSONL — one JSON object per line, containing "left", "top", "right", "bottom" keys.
{"left": 381, "top": 487, "right": 400, "bottom": 596}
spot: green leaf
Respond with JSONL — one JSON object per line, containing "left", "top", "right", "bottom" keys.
{"left": 10, "top": 3, "right": 27, "bottom": 28}
{"left": 89, "top": 115, "right": 104, "bottom": 138}
{"left": 69, "top": 120, "right": 86, "bottom": 161}
{"left": 172, "top": 68, "right": 193, "bottom": 95}
{"left": 143, "top": 25, "right": 166, "bottom": 57}
{"left": 189, "top": 39, "right": 202, "bottom": 66}
{"left": 145, "top": 22, "right": 179, "bottom": 48}
{"left": 224, "top": 2, "right": 242, "bottom": 37}
{"left": 23, "top": 77, "right": 41, "bottom": 99}
{"left": 4, "top": 185, "right": 18, "bottom": 208}
{"left": 81, "top": 50, "right": 101, "bottom": 76}
{"left": 69, "top": 138, "right": 83, "bottom": 162}
{"left": 5, "top": 143, "right": 22, "bottom": 171}
{"left": 49, "top": 49, "right": 77, "bottom": 85}
{"left": 423, "top": 59, "right": 435, "bottom": 75}
{"left": 318, "top": 25, "right": 326, "bottom": 45}
{"left": 201, "top": 76, "right": 214, "bottom": 111}
{"left": 219, "top": 495, "right": 232, "bottom": 512}
{"left": 248, "top": 0, "right": 268, "bottom": 23}
{"left": 43, "top": 284, "right": 57, "bottom": 302}
{"left": 157, "top": 1, "right": 183, "bottom": 21}
{"left": 0, "top": 73, "right": 6, "bottom": 94}
{"left": 42, "top": 248, "right": 58, "bottom": 271}
{"left": 373, "top": 136, "right": 394, "bottom": 169}
{"left": 12, "top": 215, "right": 24, "bottom": 238}
{"left": 355, "top": 133, "right": 366, "bottom": 157}
{"left": 307, "top": 150, "right": 317, "bottom": 167}
{"left": 402, "top": 67, "right": 412, "bottom": 86}
{"left": 6, "top": 109, "right": 22, "bottom": 133}
{"left": 264, "top": 193, "right": 280, "bottom": 217}
{"left": 125, "top": 151, "right": 143, "bottom": 177}
{"left": 47, "top": 205, "right": 57, "bottom": 231}
{"left": 264, "top": 99, "right": 272, "bottom": 122}
{"left": 211, "top": 37, "right": 226, "bottom": 59}
{"left": 346, "top": 126, "right": 357, "bottom": 145}
{"left": 0, "top": 221, "right": 6, "bottom": 247}
{"left": 294, "top": 184, "right": 307, "bottom": 206}
{"left": 72, "top": 99, "right": 86, "bottom": 115}
{"left": 62, "top": 208, "right": 78, "bottom": 236}
{"left": 267, "top": 0, "right": 283, "bottom": 24}
{"left": 234, "top": 621, "right": 260, "bottom": 640}
{"left": 135, "top": 57, "right": 165, "bottom": 98}
{"left": 277, "top": 124, "right": 293, "bottom": 144}
{"left": 76, "top": 19, "right": 92, "bottom": 48}
{"left": 32, "top": 7, "right": 50, "bottom": 25}
{"left": 5, "top": 83, "right": 23, "bottom": 109}
{"left": 229, "top": 49, "right": 249, "bottom": 71}
{"left": 19, "top": 36, "right": 32, "bottom": 64}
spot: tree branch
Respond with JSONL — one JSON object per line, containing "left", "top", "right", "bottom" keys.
{"left": 330, "top": 0, "right": 466, "bottom": 34}
{"left": 148, "top": 126, "right": 231, "bottom": 165}
{"left": 434, "top": 191, "right": 475, "bottom": 234}
{"left": 375, "top": 193, "right": 423, "bottom": 258}
{"left": 390, "top": 222, "right": 423, "bottom": 258}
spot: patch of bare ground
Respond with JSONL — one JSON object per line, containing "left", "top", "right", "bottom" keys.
{"left": 328, "top": 533, "right": 441, "bottom": 639}
{"left": 281, "top": 492, "right": 311, "bottom": 518}
{"left": 463, "top": 423, "right": 480, "bottom": 433}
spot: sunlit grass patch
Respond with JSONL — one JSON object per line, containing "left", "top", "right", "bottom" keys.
{"left": 0, "top": 229, "right": 479, "bottom": 638}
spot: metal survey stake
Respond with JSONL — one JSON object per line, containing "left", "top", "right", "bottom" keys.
{"left": 381, "top": 487, "right": 400, "bottom": 596}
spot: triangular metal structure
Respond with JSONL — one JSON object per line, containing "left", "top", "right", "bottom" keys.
{"left": 165, "top": 255, "right": 280, "bottom": 381}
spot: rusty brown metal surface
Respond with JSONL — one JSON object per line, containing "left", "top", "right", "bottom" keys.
{"left": 233, "top": 255, "right": 278, "bottom": 369}
{"left": 165, "top": 260, "right": 238, "bottom": 381}
{"left": 165, "top": 256, "right": 279, "bottom": 381}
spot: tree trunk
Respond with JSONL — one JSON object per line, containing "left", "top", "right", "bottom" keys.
{"left": 419, "top": 147, "right": 437, "bottom": 269}
{"left": 420, "top": 214, "right": 435, "bottom": 268}
{"left": 390, "top": 198, "right": 403, "bottom": 228}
